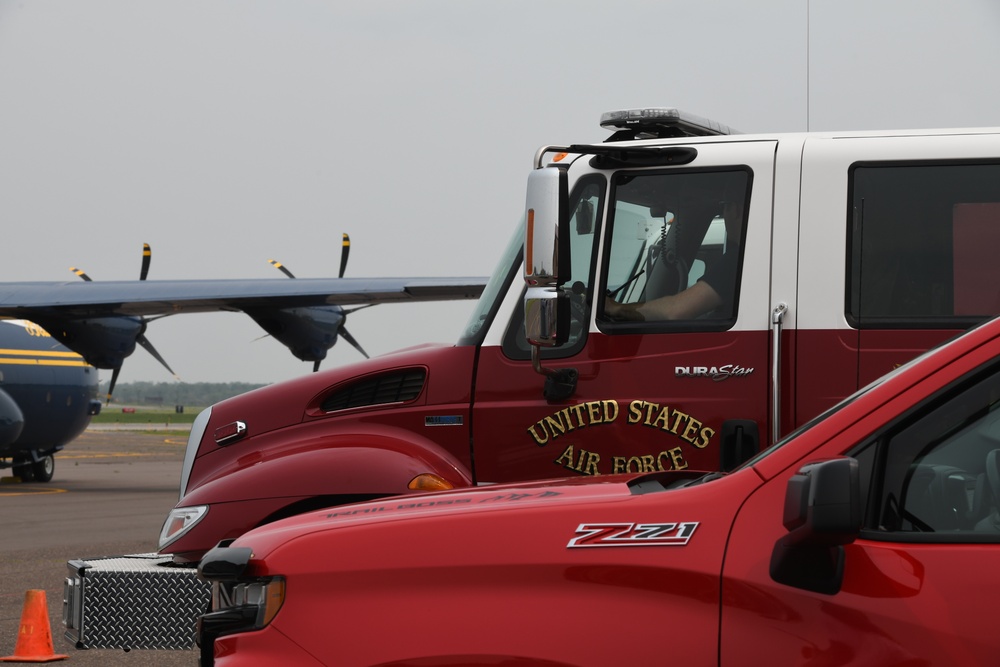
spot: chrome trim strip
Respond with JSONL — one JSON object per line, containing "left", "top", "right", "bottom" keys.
{"left": 771, "top": 303, "right": 788, "bottom": 445}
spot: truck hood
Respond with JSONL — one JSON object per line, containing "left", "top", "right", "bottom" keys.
{"left": 232, "top": 470, "right": 704, "bottom": 558}
{"left": 200, "top": 341, "right": 459, "bottom": 447}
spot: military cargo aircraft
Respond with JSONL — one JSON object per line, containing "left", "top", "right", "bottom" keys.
{"left": 0, "top": 236, "right": 487, "bottom": 482}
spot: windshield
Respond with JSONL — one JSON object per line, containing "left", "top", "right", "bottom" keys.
{"left": 458, "top": 219, "right": 524, "bottom": 345}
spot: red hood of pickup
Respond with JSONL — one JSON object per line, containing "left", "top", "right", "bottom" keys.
{"left": 232, "top": 472, "right": 695, "bottom": 558}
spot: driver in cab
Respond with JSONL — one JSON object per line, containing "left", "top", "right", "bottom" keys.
{"left": 604, "top": 198, "right": 744, "bottom": 322}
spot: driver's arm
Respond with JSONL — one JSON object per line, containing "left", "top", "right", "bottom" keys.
{"left": 605, "top": 281, "right": 722, "bottom": 322}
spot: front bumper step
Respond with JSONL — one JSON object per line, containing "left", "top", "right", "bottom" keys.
{"left": 63, "top": 554, "right": 210, "bottom": 650}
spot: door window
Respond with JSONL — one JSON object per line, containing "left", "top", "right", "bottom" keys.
{"left": 856, "top": 363, "right": 1000, "bottom": 541}
{"left": 599, "top": 169, "right": 750, "bottom": 330}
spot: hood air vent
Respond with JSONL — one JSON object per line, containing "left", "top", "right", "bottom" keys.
{"left": 321, "top": 369, "right": 426, "bottom": 413}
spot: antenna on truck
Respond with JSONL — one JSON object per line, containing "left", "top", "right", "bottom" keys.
{"left": 600, "top": 107, "right": 739, "bottom": 141}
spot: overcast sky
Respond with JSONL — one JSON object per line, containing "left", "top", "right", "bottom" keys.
{"left": 1, "top": 0, "right": 999, "bottom": 385}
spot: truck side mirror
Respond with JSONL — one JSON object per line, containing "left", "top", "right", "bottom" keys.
{"left": 523, "top": 167, "right": 571, "bottom": 349}
{"left": 524, "top": 167, "right": 569, "bottom": 289}
{"left": 769, "top": 458, "right": 861, "bottom": 595}
{"left": 522, "top": 166, "right": 577, "bottom": 400}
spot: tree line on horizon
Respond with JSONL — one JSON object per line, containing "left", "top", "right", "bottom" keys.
{"left": 98, "top": 381, "right": 269, "bottom": 407}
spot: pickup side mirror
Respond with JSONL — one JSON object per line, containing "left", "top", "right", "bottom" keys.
{"left": 769, "top": 457, "right": 861, "bottom": 595}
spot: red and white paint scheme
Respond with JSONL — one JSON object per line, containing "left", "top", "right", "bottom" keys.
{"left": 198, "top": 313, "right": 1000, "bottom": 666}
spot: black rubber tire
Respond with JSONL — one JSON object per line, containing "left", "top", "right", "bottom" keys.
{"left": 31, "top": 455, "right": 54, "bottom": 483}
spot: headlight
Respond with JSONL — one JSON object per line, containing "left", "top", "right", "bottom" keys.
{"left": 159, "top": 505, "right": 209, "bottom": 550}
{"left": 210, "top": 578, "right": 286, "bottom": 629}
{"left": 197, "top": 543, "right": 285, "bottom": 657}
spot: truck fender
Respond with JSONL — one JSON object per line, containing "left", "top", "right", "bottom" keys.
{"left": 181, "top": 433, "right": 473, "bottom": 508}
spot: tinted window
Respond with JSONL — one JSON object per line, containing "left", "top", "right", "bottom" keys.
{"left": 848, "top": 162, "right": 1000, "bottom": 327}
{"left": 599, "top": 169, "right": 750, "bottom": 330}
{"left": 858, "top": 363, "right": 1000, "bottom": 542}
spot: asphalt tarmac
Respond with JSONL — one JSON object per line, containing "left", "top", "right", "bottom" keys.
{"left": 0, "top": 429, "right": 198, "bottom": 666}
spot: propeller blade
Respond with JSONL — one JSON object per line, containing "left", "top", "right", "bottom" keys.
{"left": 339, "top": 326, "right": 369, "bottom": 359}
{"left": 268, "top": 259, "right": 296, "bottom": 279}
{"left": 70, "top": 267, "right": 93, "bottom": 282}
{"left": 339, "top": 233, "right": 350, "bottom": 278}
{"left": 140, "top": 243, "right": 151, "bottom": 281}
{"left": 136, "top": 334, "right": 180, "bottom": 379}
{"left": 106, "top": 366, "right": 121, "bottom": 404}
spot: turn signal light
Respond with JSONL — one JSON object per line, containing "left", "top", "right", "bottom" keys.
{"left": 407, "top": 473, "right": 454, "bottom": 491}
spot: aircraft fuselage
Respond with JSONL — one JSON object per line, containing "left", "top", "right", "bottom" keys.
{"left": 0, "top": 320, "right": 99, "bottom": 462}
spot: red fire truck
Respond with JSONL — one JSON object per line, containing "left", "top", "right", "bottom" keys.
{"left": 64, "top": 108, "right": 1000, "bottom": 650}
{"left": 197, "top": 312, "right": 1000, "bottom": 666}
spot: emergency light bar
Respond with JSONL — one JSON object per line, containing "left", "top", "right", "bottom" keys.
{"left": 600, "top": 107, "right": 739, "bottom": 139}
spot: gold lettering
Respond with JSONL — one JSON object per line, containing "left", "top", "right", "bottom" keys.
{"left": 696, "top": 427, "right": 715, "bottom": 449}
{"left": 583, "top": 451, "right": 601, "bottom": 476}
{"left": 640, "top": 454, "right": 656, "bottom": 472}
{"left": 612, "top": 456, "right": 627, "bottom": 474}
{"left": 682, "top": 417, "right": 703, "bottom": 444}
{"left": 544, "top": 414, "right": 567, "bottom": 439}
{"left": 555, "top": 445, "right": 576, "bottom": 469}
{"left": 628, "top": 400, "right": 644, "bottom": 424}
{"left": 569, "top": 403, "right": 588, "bottom": 426}
{"left": 669, "top": 409, "right": 689, "bottom": 435}
{"left": 650, "top": 406, "right": 672, "bottom": 430}
{"left": 643, "top": 402, "right": 661, "bottom": 426}
{"left": 558, "top": 407, "right": 577, "bottom": 432}
{"left": 667, "top": 446, "right": 688, "bottom": 470}
{"left": 527, "top": 423, "right": 549, "bottom": 446}
{"left": 586, "top": 401, "right": 604, "bottom": 425}
{"left": 603, "top": 400, "right": 619, "bottom": 423}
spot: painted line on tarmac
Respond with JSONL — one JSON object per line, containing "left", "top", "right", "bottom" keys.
{"left": 58, "top": 452, "right": 158, "bottom": 460}
{"left": 0, "top": 483, "right": 68, "bottom": 496}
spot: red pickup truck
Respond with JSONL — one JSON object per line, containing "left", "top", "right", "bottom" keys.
{"left": 196, "top": 313, "right": 1000, "bottom": 666}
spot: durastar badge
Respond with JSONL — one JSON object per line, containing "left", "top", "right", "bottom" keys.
{"left": 675, "top": 364, "right": 754, "bottom": 381}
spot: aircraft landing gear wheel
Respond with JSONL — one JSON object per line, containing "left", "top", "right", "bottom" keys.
{"left": 32, "top": 455, "right": 54, "bottom": 483}
{"left": 12, "top": 462, "right": 34, "bottom": 482}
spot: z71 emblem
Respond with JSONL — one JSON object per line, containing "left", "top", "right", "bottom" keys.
{"left": 567, "top": 522, "right": 698, "bottom": 548}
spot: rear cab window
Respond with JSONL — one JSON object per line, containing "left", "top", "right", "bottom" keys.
{"left": 848, "top": 161, "right": 1000, "bottom": 328}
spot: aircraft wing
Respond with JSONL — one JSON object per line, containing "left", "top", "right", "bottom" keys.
{"left": 0, "top": 275, "right": 490, "bottom": 384}
{"left": 0, "top": 276, "right": 488, "bottom": 319}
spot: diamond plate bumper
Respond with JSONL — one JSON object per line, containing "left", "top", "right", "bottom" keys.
{"left": 63, "top": 554, "right": 211, "bottom": 650}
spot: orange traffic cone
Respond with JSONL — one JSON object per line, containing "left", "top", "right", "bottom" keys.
{"left": 0, "top": 590, "right": 68, "bottom": 662}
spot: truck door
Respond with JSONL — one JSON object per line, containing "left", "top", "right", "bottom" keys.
{"left": 722, "top": 345, "right": 1000, "bottom": 665}
{"left": 471, "top": 141, "right": 777, "bottom": 483}
{"left": 796, "top": 135, "right": 1000, "bottom": 428}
